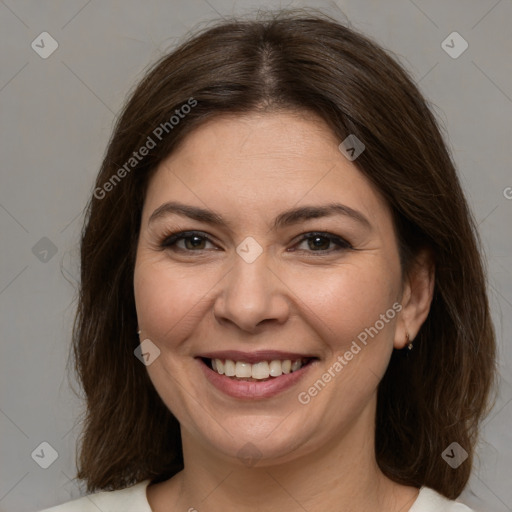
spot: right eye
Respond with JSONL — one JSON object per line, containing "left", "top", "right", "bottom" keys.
{"left": 160, "top": 231, "right": 218, "bottom": 252}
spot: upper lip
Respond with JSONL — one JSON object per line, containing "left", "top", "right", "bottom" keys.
{"left": 197, "top": 350, "right": 318, "bottom": 364}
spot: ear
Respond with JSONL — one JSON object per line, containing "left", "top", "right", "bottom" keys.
{"left": 394, "top": 247, "right": 435, "bottom": 349}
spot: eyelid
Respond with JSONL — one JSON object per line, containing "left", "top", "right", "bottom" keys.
{"left": 160, "top": 230, "right": 217, "bottom": 249}
{"left": 291, "top": 231, "right": 353, "bottom": 252}
{"left": 159, "top": 230, "right": 353, "bottom": 253}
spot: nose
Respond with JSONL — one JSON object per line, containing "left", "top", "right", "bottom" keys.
{"left": 213, "top": 250, "right": 290, "bottom": 333}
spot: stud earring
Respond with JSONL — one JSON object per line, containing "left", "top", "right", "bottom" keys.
{"left": 406, "top": 332, "right": 413, "bottom": 350}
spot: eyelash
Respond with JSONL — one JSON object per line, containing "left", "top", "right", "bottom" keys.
{"left": 158, "top": 230, "right": 353, "bottom": 255}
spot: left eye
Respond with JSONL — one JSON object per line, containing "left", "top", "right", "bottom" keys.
{"left": 292, "top": 232, "right": 352, "bottom": 253}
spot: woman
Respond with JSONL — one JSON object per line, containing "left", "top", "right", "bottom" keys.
{"left": 40, "top": 9, "right": 496, "bottom": 512}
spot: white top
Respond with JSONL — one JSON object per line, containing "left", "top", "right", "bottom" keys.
{"left": 38, "top": 479, "right": 475, "bottom": 511}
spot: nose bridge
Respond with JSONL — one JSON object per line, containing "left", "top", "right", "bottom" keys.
{"left": 214, "top": 243, "right": 289, "bottom": 331}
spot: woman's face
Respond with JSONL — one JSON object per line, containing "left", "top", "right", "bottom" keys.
{"left": 134, "top": 111, "right": 408, "bottom": 465}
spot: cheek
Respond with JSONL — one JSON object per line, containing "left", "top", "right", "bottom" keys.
{"left": 133, "top": 255, "right": 216, "bottom": 346}
{"left": 292, "top": 266, "right": 398, "bottom": 427}
{"left": 289, "top": 260, "right": 399, "bottom": 349}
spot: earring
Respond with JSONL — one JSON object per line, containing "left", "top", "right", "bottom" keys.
{"left": 137, "top": 329, "right": 141, "bottom": 335}
{"left": 406, "top": 332, "right": 413, "bottom": 350}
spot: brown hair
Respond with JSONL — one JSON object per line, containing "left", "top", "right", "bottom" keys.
{"left": 71, "top": 9, "right": 497, "bottom": 498}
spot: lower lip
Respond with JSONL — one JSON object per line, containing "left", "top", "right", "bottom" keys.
{"left": 197, "top": 359, "right": 316, "bottom": 399}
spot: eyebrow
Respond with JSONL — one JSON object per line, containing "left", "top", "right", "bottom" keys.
{"left": 148, "top": 201, "right": 372, "bottom": 231}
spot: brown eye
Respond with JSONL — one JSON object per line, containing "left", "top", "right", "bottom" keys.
{"left": 292, "top": 232, "right": 352, "bottom": 253}
{"left": 160, "top": 231, "right": 216, "bottom": 251}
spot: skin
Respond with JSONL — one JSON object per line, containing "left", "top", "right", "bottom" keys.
{"left": 133, "top": 111, "right": 435, "bottom": 511}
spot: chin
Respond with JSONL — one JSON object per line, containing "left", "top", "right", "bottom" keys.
{"left": 185, "top": 410, "right": 321, "bottom": 467}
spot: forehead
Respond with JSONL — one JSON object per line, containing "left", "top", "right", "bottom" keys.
{"left": 162, "top": 112, "right": 342, "bottom": 178}
{"left": 142, "top": 112, "right": 392, "bottom": 229}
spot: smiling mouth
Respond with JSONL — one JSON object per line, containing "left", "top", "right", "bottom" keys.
{"left": 200, "top": 357, "right": 316, "bottom": 381}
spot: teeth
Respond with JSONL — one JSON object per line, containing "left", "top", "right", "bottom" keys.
{"left": 235, "top": 361, "right": 252, "bottom": 378}
{"left": 291, "top": 360, "right": 302, "bottom": 372}
{"left": 210, "top": 358, "right": 307, "bottom": 379}
{"left": 213, "top": 359, "right": 223, "bottom": 374}
{"left": 224, "top": 359, "right": 236, "bottom": 377}
{"left": 251, "top": 361, "right": 270, "bottom": 379}
{"left": 269, "top": 360, "right": 283, "bottom": 377}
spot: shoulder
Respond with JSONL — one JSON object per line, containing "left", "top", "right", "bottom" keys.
{"left": 37, "top": 479, "right": 152, "bottom": 512}
{"left": 410, "top": 487, "right": 475, "bottom": 512}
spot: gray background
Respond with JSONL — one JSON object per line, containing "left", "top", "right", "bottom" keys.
{"left": 0, "top": 1, "right": 511, "bottom": 511}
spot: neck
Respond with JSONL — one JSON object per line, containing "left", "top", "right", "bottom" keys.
{"left": 157, "top": 398, "right": 418, "bottom": 511}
